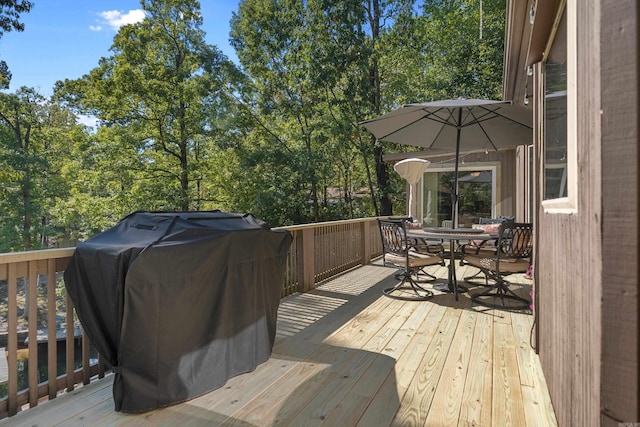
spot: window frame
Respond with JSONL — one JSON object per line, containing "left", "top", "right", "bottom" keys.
{"left": 419, "top": 163, "right": 499, "bottom": 226}
{"left": 541, "top": 0, "right": 578, "bottom": 214}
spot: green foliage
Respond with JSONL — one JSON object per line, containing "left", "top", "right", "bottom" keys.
{"left": 0, "top": 87, "right": 86, "bottom": 251}
{"left": 381, "top": 0, "right": 505, "bottom": 104}
{"left": 55, "top": 0, "right": 240, "bottom": 214}
{"left": 0, "top": 0, "right": 34, "bottom": 88}
{"left": 0, "top": 0, "right": 32, "bottom": 36}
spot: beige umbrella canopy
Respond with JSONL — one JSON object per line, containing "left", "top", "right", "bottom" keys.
{"left": 394, "top": 158, "right": 431, "bottom": 221}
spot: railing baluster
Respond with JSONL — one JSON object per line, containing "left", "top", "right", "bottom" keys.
{"left": 46, "top": 259, "right": 57, "bottom": 400}
{"left": 7, "top": 263, "right": 18, "bottom": 416}
{"left": 82, "top": 331, "right": 90, "bottom": 385}
{"left": 27, "top": 261, "right": 38, "bottom": 408}
{"left": 98, "top": 353, "right": 106, "bottom": 379}
{"left": 301, "top": 228, "right": 314, "bottom": 291}
{"left": 65, "top": 293, "right": 74, "bottom": 392}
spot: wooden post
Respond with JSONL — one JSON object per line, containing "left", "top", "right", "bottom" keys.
{"left": 361, "top": 220, "right": 372, "bottom": 265}
{"left": 298, "top": 228, "right": 315, "bottom": 292}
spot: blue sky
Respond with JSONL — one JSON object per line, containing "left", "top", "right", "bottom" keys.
{"left": 0, "top": 0, "right": 240, "bottom": 96}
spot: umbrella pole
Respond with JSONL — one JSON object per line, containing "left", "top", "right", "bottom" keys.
{"left": 447, "top": 108, "right": 464, "bottom": 301}
{"left": 452, "top": 109, "right": 462, "bottom": 229}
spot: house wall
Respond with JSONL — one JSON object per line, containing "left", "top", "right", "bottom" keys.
{"left": 600, "top": 0, "right": 639, "bottom": 423}
{"left": 386, "top": 149, "right": 520, "bottom": 221}
{"left": 515, "top": 145, "right": 534, "bottom": 223}
{"left": 535, "top": 2, "right": 603, "bottom": 426}
{"left": 439, "top": 150, "right": 519, "bottom": 219}
{"left": 532, "top": 0, "right": 639, "bottom": 426}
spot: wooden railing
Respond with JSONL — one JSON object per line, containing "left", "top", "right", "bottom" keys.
{"left": 0, "top": 217, "right": 383, "bottom": 419}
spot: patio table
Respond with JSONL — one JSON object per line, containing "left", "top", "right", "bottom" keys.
{"left": 407, "top": 227, "right": 497, "bottom": 300}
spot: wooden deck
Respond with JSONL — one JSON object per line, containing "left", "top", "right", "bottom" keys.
{"left": 0, "top": 261, "right": 556, "bottom": 426}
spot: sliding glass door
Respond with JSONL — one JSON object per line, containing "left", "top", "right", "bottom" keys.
{"left": 421, "top": 166, "right": 497, "bottom": 227}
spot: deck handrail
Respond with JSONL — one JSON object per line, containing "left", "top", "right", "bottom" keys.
{"left": 0, "top": 216, "right": 384, "bottom": 419}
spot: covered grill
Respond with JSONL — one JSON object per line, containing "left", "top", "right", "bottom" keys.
{"left": 64, "top": 211, "right": 292, "bottom": 412}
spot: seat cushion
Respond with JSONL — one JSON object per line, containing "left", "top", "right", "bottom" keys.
{"left": 470, "top": 223, "right": 501, "bottom": 247}
{"left": 462, "top": 246, "right": 497, "bottom": 257}
{"left": 386, "top": 250, "right": 443, "bottom": 268}
{"left": 463, "top": 254, "right": 530, "bottom": 273}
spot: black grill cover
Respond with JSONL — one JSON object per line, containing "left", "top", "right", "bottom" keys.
{"left": 63, "top": 211, "right": 292, "bottom": 412}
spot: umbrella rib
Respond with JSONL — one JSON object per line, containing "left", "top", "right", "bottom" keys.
{"left": 420, "top": 107, "right": 459, "bottom": 127}
{"left": 423, "top": 108, "right": 457, "bottom": 149}
{"left": 458, "top": 108, "right": 496, "bottom": 126}
{"left": 374, "top": 107, "right": 455, "bottom": 142}
{"left": 466, "top": 108, "right": 499, "bottom": 151}
{"left": 373, "top": 115, "right": 427, "bottom": 140}
{"left": 472, "top": 105, "right": 534, "bottom": 129}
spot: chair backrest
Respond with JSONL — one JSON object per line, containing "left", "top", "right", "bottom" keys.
{"left": 441, "top": 220, "right": 453, "bottom": 228}
{"left": 478, "top": 216, "right": 515, "bottom": 224}
{"left": 378, "top": 219, "right": 410, "bottom": 257}
{"left": 496, "top": 222, "right": 533, "bottom": 260}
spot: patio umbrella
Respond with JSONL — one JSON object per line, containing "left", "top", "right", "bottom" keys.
{"left": 393, "top": 158, "right": 431, "bottom": 221}
{"left": 360, "top": 98, "right": 532, "bottom": 227}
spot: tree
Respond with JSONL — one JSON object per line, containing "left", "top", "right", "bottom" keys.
{"left": 230, "top": 0, "right": 326, "bottom": 222}
{"left": 55, "top": 0, "right": 239, "bottom": 212}
{"left": 230, "top": 0, "right": 415, "bottom": 220}
{"left": 380, "top": 0, "right": 505, "bottom": 103}
{"left": 0, "top": 0, "right": 509, "bottom": 245}
{"left": 0, "top": 88, "right": 45, "bottom": 249}
{"left": 0, "top": 87, "right": 86, "bottom": 250}
{"left": 0, "top": 0, "right": 33, "bottom": 88}
{"left": 335, "top": 0, "right": 415, "bottom": 216}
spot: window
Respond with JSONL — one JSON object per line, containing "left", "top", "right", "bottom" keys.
{"left": 421, "top": 166, "right": 497, "bottom": 228}
{"left": 542, "top": 1, "right": 577, "bottom": 212}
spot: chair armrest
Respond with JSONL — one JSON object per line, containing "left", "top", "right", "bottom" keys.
{"left": 460, "top": 240, "right": 497, "bottom": 255}
{"left": 409, "top": 238, "right": 445, "bottom": 257}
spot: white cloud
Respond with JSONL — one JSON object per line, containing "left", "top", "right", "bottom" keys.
{"left": 89, "top": 25, "right": 102, "bottom": 32}
{"left": 94, "top": 9, "right": 146, "bottom": 31}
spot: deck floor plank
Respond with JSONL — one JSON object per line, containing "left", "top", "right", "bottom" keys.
{"left": 390, "top": 303, "right": 465, "bottom": 426}
{"left": 424, "top": 303, "right": 477, "bottom": 426}
{"left": 492, "top": 321, "right": 527, "bottom": 427}
{"left": 0, "top": 261, "right": 556, "bottom": 427}
{"left": 263, "top": 296, "right": 410, "bottom": 425}
{"left": 300, "top": 293, "right": 437, "bottom": 425}
{"left": 458, "top": 308, "right": 494, "bottom": 426}
{"left": 511, "top": 309, "right": 538, "bottom": 388}
{"left": 356, "top": 300, "right": 447, "bottom": 427}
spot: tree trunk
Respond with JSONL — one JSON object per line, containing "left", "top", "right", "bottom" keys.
{"left": 374, "top": 143, "right": 392, "bottom": 216}
{"left": 180, "top": 147, "right": 189, "bottom": 211}
{"left": 367, "top": 0, "right": 391, "bottom": 217}
{"left": 179, "top": 100, "right": 189, "bottom": 212}
{"left": 308, "top": 139, "right": 319, "bottom": 222}
{"left": 22, "top": 169, "right": 32, "bottom": 248}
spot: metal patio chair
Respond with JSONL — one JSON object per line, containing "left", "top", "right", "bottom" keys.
{"left": 464, "top": 222, "right": 533, "bottom": 310}
{"left": 460, "top": 217, "right": 513, "bottom": 283}
{"left": 378, "top": 218, "right": 444, "bottom": 301}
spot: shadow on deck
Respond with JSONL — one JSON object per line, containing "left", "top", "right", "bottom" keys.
{"left": 1, "top": 260, "right": 556, "bottom": 426}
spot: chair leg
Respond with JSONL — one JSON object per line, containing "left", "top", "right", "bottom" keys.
{"left": 384, "top": 269, "right": 433, "bottom": 301}
{"left": 463, "top": 269, "right": 495, "bottom": 287}
{"left": 414, "top": 267, "right": 437, "bottom": 282}
{"left": 470, "top": 276, "right": 530, "bottom": 310}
